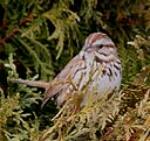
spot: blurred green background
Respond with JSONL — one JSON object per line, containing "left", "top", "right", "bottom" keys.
{"left": 0, "top": 0, "right": 149, "bottom": 140}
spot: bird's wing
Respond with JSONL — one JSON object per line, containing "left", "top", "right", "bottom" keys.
{"left": 41, "top": 54, "right": 85, "bottom": 107}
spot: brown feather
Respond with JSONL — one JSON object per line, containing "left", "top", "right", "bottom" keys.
{"left": 41, "top": 55, "right": 84, "bottom": 107}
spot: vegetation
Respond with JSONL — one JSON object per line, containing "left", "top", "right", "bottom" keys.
{"left": 0, "top": 0, "right": 150, "bottom": 140}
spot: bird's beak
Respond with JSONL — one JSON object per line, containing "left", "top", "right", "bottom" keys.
{"left": 83, "top": 45, "right": 91, "bottom": 51}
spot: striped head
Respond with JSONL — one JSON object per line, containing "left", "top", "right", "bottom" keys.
{"left": 83, "top": 32, "right": 117, "bottom": 60}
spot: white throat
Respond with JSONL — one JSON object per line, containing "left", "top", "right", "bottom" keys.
{"left": 95, "top": 51, "right": 116, "bottom": 62}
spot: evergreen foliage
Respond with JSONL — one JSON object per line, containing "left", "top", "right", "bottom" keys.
{"left": 0, "top": 0, "right": 149, "bottom": 140}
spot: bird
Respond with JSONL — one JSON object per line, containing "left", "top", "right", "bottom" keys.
{"left": 42, "top": 32, "right": 122, "bottom": 107}
{"left": 10, "top": 32, "right": 122, "bottom": 108}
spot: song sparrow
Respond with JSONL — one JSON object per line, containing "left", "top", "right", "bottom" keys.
{"left": 42, "top": 32, "right": 122, "bottom": 107}
{"left": 10, "top": 32, "right": 122, "bottom": 108}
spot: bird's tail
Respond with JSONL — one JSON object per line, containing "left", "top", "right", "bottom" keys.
{"left": 8, "top": 78, "right": 49, "bottom": 90}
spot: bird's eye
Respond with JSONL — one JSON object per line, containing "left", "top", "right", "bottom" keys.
{"left": 99, "top": 44, "right": 104, "bottom": 48}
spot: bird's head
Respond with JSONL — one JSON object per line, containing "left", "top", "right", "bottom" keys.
{"left": 83, "top": 32, "right": 117, "bottom": 60}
